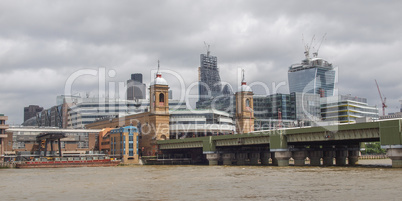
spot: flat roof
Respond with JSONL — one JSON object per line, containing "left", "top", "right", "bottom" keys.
{"left": 36, "top": 133, "right": 67, "bottom": 140}
{"left": 7, "top": 126, "right": 101, "bottom": 133}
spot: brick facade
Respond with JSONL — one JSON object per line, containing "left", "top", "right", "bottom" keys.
{"left": 235, "top": 90, "right": 255, "bottom": 134}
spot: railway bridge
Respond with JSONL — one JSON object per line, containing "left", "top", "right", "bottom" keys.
{"left": 157, "top": 119, "right": 402, "bottom": 168}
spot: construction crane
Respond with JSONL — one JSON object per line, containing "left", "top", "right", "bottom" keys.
{"left": 313, "top": 33, "right": 327, "bottom": 58}
{"left": 302, "top": 34, "right": 315, "bottom": 59}
{"left": 204, "top": 41, "right": 210, "bottom": 57}
{"left": 375, "top": 79, "right": 387, "bottom": 116}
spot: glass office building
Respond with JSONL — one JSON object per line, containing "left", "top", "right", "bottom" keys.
{"left": 321, "top": 95, "right": 379, "bottom": 123}
{"left": 253, "top": 92, "right": 321, "bottom": 130}
{"left": 292, "top": 92, "right": 321, "bottom": 124}
{"left": 288, "top": 57, "right": 336, "bottom": 97}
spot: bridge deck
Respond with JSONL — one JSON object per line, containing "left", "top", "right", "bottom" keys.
{"left": 158, "top": 120, "right": 402, "bottom": 152}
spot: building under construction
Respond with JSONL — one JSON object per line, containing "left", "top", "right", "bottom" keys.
{"left": 197, "top": 49, "right": 222, "bottom": 101}
{"left": 196, "top": 48, "right": 234, "bottom": 112}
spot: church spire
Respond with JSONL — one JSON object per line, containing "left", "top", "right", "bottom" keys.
{"left": 240, "top": 68, "right": 252, "bottom": 92}
{"left": 241, "top": 69, "right": 246, "bottom": 85}
{"left": 156, "top": 60, "right": 162, "bottom": 78}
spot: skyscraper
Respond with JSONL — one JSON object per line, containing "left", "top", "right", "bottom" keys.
{"left": 131, "top": 73, "right": 143, "bottom": 83}
{"left": 198, "top": 49, "right": 222, "bottom": 101}
{"left": 23, "top": 105, "right": 43, "bottom": 122}
{"left": 288, "top": 51, "right": 336, "bottom": 97}
{"left": 127, "top": 73, "right": 146, "bottom": 100}
{"left": 196, "top": 48, "right": 235, "bottom": 112}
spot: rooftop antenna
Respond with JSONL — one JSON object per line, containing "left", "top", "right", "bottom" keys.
{"left": 204, "top": 41, "right": 210, "bottom": 57}
{"left": 313, "top": 33, "right": 327, "bottom": 57}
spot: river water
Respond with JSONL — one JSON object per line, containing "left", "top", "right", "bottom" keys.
{"left": 1, "top": 159, "right": 401, "bottom": 201}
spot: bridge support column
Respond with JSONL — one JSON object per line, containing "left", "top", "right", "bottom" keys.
{"left": 274, "top": 151, "right": 291, "bottom": 167}
{"left": 309, "top": 150, "right": 323, "bottom": 166}
{"left": 260, "top": 152, "right": 270, "bottom": 165}
{"left": 386, "top": 148, "right": 402, "bottom": 168}
{"left": 206, "top": 153, "right": 219, "bottom": 166}
{"left": 44, "top": 139, "right": 49, "bottom": 157}
{"left": 348, "top": 152, "right": 359, "bottom": 165}
{"left": 323, "top": 146, "right": 335, "bottom": 166}
{"left": 58, "top": 139, "right": 62, "bottom": 157}
{"left": 222, "top": 153, "right": 233, "bottom": 166}
{"left": 249, "top": 153, "right": 260, "bottom": 165}
{"left": 292, "top": 150, "right": 307, "bottom": 166}
{"left": 348, "top": 145, "right": 360, "bottom": 166}
{"left": 236, "top": 153, "right": 247, "bottom": 166}
{"left": 335, "top": 146, "right": 348, "bottom": 166}
{"left": 271, "top": 152, "right": 278, "bottom": 166}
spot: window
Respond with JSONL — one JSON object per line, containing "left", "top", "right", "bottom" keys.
{"left": 159, "top": 93, "right": 165, "bottom": 103}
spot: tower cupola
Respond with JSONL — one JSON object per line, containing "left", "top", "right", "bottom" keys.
{"left": 151, "top": 60, "right": 168, "bottom": 86}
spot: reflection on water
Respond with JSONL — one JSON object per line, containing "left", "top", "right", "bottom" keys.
{"left": 1, "top": 159, "right": 401, "bottom": 201}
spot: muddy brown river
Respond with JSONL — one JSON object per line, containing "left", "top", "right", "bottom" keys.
{"left": 1, "top": 159, "right": 401, "bottom": 201}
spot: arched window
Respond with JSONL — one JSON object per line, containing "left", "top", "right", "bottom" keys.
{"left": 160, "top": 135, "right": 167, "bottom": 140}
{"left": 246, "top": 99, "right": 250, "bottom": 107}
{"left": 159, "top": 93, "right": 165, "bottom": 103}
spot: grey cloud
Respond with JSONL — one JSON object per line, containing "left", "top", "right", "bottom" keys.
{"left": 1, "top": 0, "right": 402, "bottom": 123}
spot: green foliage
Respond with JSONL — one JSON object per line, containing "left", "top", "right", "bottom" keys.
{"left": 362, "top": 142, "right": 386, "bottom": 155}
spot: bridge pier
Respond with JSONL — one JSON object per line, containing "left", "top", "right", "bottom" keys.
{"left": 335, "top": 146, "right": 348, "bottom": 166}
{"left": 323, "top": 146, "right": 335, "bottom": 166}
{"left": 249, "top": 153, "right": 260, "bottom": 165}
{"left": 386, "top": 147, "right": 402, "bottom": 168}
{"left": 274, "top": 151, "right": 291, "bottom": 167}
{"left": 309, "top": 149, "right": 323, "bottom": 166}
{"left": 348, "top": 152, "right": 359, "bottom": 165}
{"left": 236, "top": 153, "right": 247, "bottom": 166}
{"left": 271, "top": 152, "right": 278, "bottom": 166}
{"left": 348, "top": 145, "right": 360, "bottom": 165}
{"left": 222, "top": 153, "right": 234, "bottom": 165}
{"left": 260, "top": 152, "right": 270, "bottom": 165}
{"left": 292, "top": 150, "right": 307, "bottom": 166}
{"left": 206, "top": 153, "right": 219, "bottom": 165}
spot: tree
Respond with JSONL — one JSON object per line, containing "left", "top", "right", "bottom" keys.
{"left": 362, "top": 142, "right": 386, "bottom": 155}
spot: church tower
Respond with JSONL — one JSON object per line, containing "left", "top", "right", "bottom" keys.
{"left": 235, "top": 69, "right": 254, "bottom": 134}
{"left": 150, "top": 60, "right": 169, "bottom": 115}
{"left": 148, "top": 60, "right": 170, "bottom": 142}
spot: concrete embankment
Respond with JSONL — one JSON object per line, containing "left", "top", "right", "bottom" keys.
{"left": 359, "top": 155, "right": 388, "bottom": 160}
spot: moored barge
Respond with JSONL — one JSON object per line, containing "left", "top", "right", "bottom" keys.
{"left": 16, "top": 157, "right": 120, "bottom": 168}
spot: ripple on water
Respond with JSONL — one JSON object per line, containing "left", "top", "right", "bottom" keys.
{"left": 1, "top": 162, "right": 401, "bottom": 201}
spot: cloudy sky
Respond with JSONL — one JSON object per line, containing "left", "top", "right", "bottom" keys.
{"left": 1, "top": 0, "right": 401, "bottom": 124}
